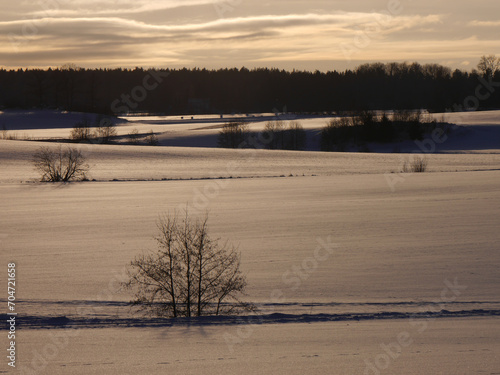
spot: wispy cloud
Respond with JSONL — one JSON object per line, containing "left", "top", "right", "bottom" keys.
{"left": 468, "top": 20, "right": 500, "bottom": 27}
{"left": 0, "top": 4, "right": 494, "bottom": 70}
{"left": 27, "top": 0, "right": 221, "bottom": 17}
{"left": 0, "top": 12, "right": 442, "bottom": 41}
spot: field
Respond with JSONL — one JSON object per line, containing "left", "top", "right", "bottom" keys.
{"left": 1, "top": 110, "right": 499, "bottom": 374}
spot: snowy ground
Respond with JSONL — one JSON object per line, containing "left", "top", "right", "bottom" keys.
{"left": 2, "top": 109, "right": 500, "bottom": 152}
{"left": 16, "top": 319, "right": 500, "bottom": 375}
{"left": 1, "top": 110, "right": 499, "bottom": 374}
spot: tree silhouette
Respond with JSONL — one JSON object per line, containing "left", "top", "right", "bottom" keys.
{"left": 124, "top": 212, "right": 251, "bottom": 318}
{"left": 478, "top": 55, "right": 500, "bottom": 78}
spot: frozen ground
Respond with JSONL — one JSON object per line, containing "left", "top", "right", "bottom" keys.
{"left": 0, "top": 110, "right": 499, "bottom": 374}
{"left": 1, "top": 109, "right": 500, "bottom": 152}
{"left": 15, "top": 319, "right": 500, "bottom": 375}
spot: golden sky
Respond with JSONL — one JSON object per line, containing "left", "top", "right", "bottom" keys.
{"left": 1, "top": 0, "right": 499, "bottom": 71}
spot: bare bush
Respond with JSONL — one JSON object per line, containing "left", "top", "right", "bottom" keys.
{"left": 402, "top": 156, "right": 428, "bottom": 173}
{"left": 1, "top": 124, "right": 8, "bottom": 139}
{"left": 128, "top": 128, "right": 140, "bottom": 144}
{"left": 33, "top": 146, "right": 89, "bottom": 182}
{"left": 263, "top": 121, "right": 307, "bottom": 150}
{"left": 217, "top": 122, "right": 249, "bottom": 148}
{"left": 124, "top": 212, "right": 251, "bottom": 317}
{"left": 320, "top": 111, "right": 444, "bottom": 151}
{"left": 94, "top": 115, "right": 117, "bottom": 143}
{"left": 0, "top": 124, "right": 19, "bottom": 140}
{"left": 145, "top": 130, "right": 159, "bottom": 146}
{"left": 70, "top": 116, "right": 93, "bottom": 141}
{"left": 70, "top": 115, "right": 117, "bottom": 143}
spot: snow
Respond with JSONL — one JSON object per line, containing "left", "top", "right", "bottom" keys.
{"left": 15, "top": 319, "right": 500, "bottom": 374}
{"left": 2, "top": 109, "right": 500, "bottom": 152}
{"left": 1, "top": 110, "right": 499, "bottom": 374}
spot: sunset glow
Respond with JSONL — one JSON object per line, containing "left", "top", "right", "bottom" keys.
{"left": 1, "top": 0, "right": 499, "bottom": 70}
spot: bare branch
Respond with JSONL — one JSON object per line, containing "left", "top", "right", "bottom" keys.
{"left": 123, "top": 211, "right": 251, "bottom": 318}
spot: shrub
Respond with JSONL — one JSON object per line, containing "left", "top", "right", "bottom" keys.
{"left": 124, "top": 212, "right": 251, "bottom": 318}
{"left": 320, "top": 110, "right": 446, "bottom": 151}
{"left": 33, "top": 146, "right": 89, "bottom": 182}
{"left": 402, "top": 156, "right": 428, "bottom": 173}
{"left": 128, "top": 129, "right": 140, "bottom": 145}
{"left": 94, "top": 115, "right": 117, "bottom": 143}
{"left": 70, "top": 116, "right": 93, "bottom": 141}
{"left": 145, "top": 130, "right": 159, "bottom": 146}
{"left": 1, "top": 124, "right": 8, "bottom": 139}
{"left": 263, "top": 121, "right": 307, "bottom": 150}
{"left": 217, "top": 122, "right": 249, "bottom": 148}
{"left": 0, "top": 125, "right": 18, "bottom": 140}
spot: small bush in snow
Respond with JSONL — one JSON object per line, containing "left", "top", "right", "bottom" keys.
{"left": 402, "top": 156, "right": 428, "bottom": 173}
{"left": 263, "top": 121, "right": 307, "bottom": 150}
{"left": 93, "top": 115, "right": 117, "bottom": 143}
{"left": 70, "top": 116, "right": 93, "bottom": 141}
{"left": 33, "top": 146, "right": 89, "bottom": 182}
{"left": 145, "top": 130, "right": 159, "bottom": 146}
{"left": 128, "top": 129, "right": 140, "bottom": 144}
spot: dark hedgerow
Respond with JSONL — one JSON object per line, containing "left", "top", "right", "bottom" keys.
{"left": 320, "top": 110, "right": 447, "bottom": 152}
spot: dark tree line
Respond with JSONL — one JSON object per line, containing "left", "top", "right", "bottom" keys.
{"left": 1, "top": 60, "right": 499, "bottom": 115}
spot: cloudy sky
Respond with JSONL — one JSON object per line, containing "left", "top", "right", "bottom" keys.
{"left": 1, "top": 0, "right": 499, "bottom": 71}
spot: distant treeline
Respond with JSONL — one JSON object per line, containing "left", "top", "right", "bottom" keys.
{"left": 0, "top": 62, "right": 499, "bottom": 115}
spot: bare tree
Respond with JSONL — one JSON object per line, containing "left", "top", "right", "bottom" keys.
{"left": 477, "top": 55, "right": 500, "bottom": 78}
{"left": 124, "top": 212, "right": 251, "bottom": 318}
{"left": 33, "top": 146, "right": 89, "bottom": 182}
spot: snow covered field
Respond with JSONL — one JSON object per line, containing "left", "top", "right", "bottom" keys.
{"left": 1, "top": 110, "right": 499, "bottom": 374}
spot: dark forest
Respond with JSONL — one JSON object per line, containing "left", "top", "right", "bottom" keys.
{"left": 1, "top": 61, "right": 499, "bottom": 116}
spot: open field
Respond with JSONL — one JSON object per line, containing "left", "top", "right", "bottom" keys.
{"left": 1, "top": 110, "right": 499, "bottom": 374}
{"left": 16, "top": 319, "right": 500, "bottom": 375}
